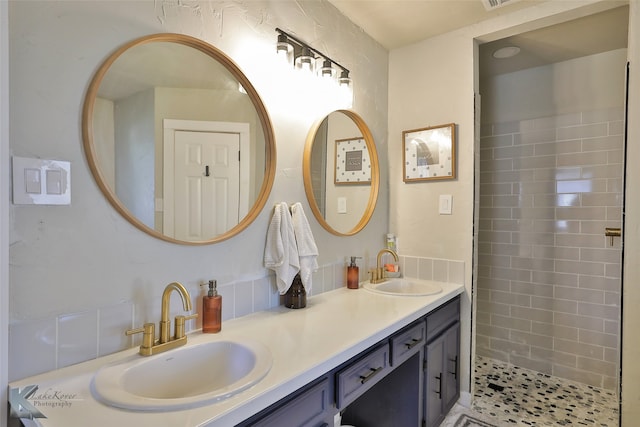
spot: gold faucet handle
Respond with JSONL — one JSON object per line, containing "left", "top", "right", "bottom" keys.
{"left": 175, "top": 314, "right": 198, "bottom": 340}
{"left": 126, "top": 323, "right": 155, "bottom": 351}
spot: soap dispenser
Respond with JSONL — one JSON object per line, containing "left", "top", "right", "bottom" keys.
{"left": 347, "top": 257, "right": 361, "bottom": 289}
{"left": 200, "top": 280, "right": 222, "bottom": 333}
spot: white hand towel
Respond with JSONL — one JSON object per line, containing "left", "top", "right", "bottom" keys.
{"left": 264, "top": 202, "right": 300, "bottom": 295}
{"left": 291, "top": 202, "right": 319, "bottom": 293}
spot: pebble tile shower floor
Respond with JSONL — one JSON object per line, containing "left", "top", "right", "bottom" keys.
{"left": 470, "top": 356, "right": 619, "bottom": 426}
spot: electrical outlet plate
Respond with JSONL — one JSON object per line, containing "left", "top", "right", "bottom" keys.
{"left": 439, "top": 194, "right": 452, "bottom": 215}
{"left": 12, "top": 156, "right": 71, "bottom": 205}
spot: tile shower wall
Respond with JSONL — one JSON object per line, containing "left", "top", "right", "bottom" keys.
{"left": 476, "top": 107, "right": 623, "bottom": 390}
{"left": 9, "top": 256, "right": 464, "bottom": 381}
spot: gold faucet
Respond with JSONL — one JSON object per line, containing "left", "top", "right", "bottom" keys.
{"left": 370, "top": 248, "right": 399, "bottom": 284}
{"left": 126, "top": 281, "right": 198, "bottom": 356}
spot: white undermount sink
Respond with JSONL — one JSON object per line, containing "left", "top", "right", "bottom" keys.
{"left": 90, "top": 339, "right": 272, "bottom": 412}
{"left": 363, "top": 278, "right": 443, "bottom": 296}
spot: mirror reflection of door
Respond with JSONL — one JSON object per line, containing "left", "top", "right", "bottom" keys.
{"left": 163, "top": 119, "right": 250, "bottom": 240}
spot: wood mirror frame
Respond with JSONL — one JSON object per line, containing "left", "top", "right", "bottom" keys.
{"left": 82, "top": 33, "right": 276, "bottom": 245}
{"left": 303, "top": 110, "right": 379, "bottom": 236}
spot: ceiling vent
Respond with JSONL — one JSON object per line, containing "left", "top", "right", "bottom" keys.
{"left": 480, "top": 0, "right": 522, "bottom": 11}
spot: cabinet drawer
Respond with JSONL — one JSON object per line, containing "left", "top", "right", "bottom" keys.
{"left": 336, "top": 343, "right": 390, "bottom": 409}
{"left": 252, "top": 378, "right": 331, "bottom": 427}
{"left": 391, "top": 321, "right": 426, "bottom": 366}
{"left": 426, "top": 296, "right": 460, "bottom": 341}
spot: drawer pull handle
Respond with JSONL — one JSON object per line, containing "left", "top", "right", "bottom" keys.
{"left": 359, "top": 366, "right": 383, "bottom": 384}
{"left": 448, "top": 356, "right": 458, "bottom": 380}
{"left": 435, "top": 373, "right": 442, "bottom": 399}
{"left": 405, "top": 337, "right": 423, "bottom": 350}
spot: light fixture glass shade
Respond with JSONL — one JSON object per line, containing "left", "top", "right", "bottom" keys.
{"left": 317, "top": 59, "right": 337, "bottom": 80}
{"left": 295, "top": 47, "right": 315, "bottom": 74}
{"left": 276, "top": 34, "right": 293, "bottom": 66}
{"left": 338, "top": 70, "right": 352, "bottom": 88}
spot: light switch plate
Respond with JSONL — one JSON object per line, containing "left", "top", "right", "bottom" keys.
{"left": 439, "top": 194, "right": 452, "bottom": 215}
{"left": 12, "top": 156, "right": 71, "bottom": 205}
{"left": 337, "top": 197, "right": 347, "bottom": 214}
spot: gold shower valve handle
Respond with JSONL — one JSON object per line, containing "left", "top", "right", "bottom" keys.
{"left": 605, "top": 227, "right": 621, "bottom": 246}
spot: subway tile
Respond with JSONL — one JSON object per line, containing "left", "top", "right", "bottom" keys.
{"left": 493, "top": 144, "right": 534, "bottom": 159}
{"left": 481, "top": 134, "right": 515, "bottom": 148}
{"left": 477, "top": 323, "right": 510, "bottom": 340}
{"left": 535, "top": 167, "right": 581, "bottom": 181}
{"left": 510, "top": 256, "right": 554, "bottom": 272}
{"left": 554, "top": 286, "right": 604, "bottom": 304}
{"left": 433, "top": 259, "right": 448, "bottom": 282}
{"left": 98, "top": 302, "right": 134, "bottom": 357}
{"left": 554, "top": 312, "right": 604, "bottom": 332}
{"left": 480, "top": 124, "right": 494, "bottom": 137}
{"left": 479, "top": 218, "right": 493, "bottom": 230}
{"left": 9, "top": 318, "right": 57, "bottom": 381}
{"left": 552, "top": 364, "right": 604, "bottom": 388}
{"left": 531, "top": 296, "right": 577, "bottom": 314}
{"left": 607, "top": 177, "right": 623, "bottom": 193}
{"left": 534, "top": 193, "right": 580, "bottom": 207}
{"left": 492, "top": 314, "right": 531, "bottom": 332}
{"left": 604, "top": 347, "right": 619, "bottom": 364}
{"left": 479, "top": 230, "right": 512, "bottom": 244}
{"left": 478, "top": 277, "right": 510, "bottom": 292}
{"left": 532, "top": 245, "right": 580, "bottom": 261}
{"left": 511, "top": 281, "right": 554, "bottom": 298}
{"left": 580, "top": 248, "right": 621, "bottom": 264}
{"left": 479, "top": 195, "right": 493, "bottom": 207}
{"left": 582, "top": 135, "right": 624, "bottom": 152}
{"left": 476, "top": 346, "right": 509, "bottom": 361}
{"left": 252, "top": 277, "right": 271, "bottom": 311}
{"left": 491, "top": 290, "right": 531, "bottom": 307}
{"left": 607, "top": 149, "right": 624, "bottom": 165}
{"left": 513, "top": 155, "right": 557, "bottom": 170}
{"left": 530, "top": 346, "right": 577, "bottom": 368}
{"left": 481, "top": 158, "right": 513, "bottom": 171}
{"left": 607, "top": 206, "right": 623, "bottom": 221}
{"left": 510, "top": 330, "right": 553, "bottom": 350}
{"left": 532, "top": 270, "right": 578, "bottom": 287}
{"left": 602, "top": 376, "right": 618, "bottom": 391}
{"left": 555, "top": 260, "right": 604, "bottom": 276}
{"left": 556, "top": 179, "right": 607, "bottom": 194}
{"left": 480, "top": 183, "right": 513, "bottom": 196}
{"left": 491, "top": 267, "right": 532, "bottom": 282}
{"left": 556, "top": 233, "right": 606, "bottom": 249}
{"left": 492, "top": 219, "right": 530, "bottom": 232}
{"left": 556, "top": 207, "right": 607, "bottom": 221}
{"left": 509, "top": 353, "right": 554, "bottom": 376}
{"left": 418, "top": 258, "right": 433, "bottom": 280}
{"left": 483, "top": 301, "right": 511, "bottom": 317}
{"left": 58, "top": 310, "right": 98, "bottom": 369}
{"left": 582, "top": 164, "right": 623, "bottom": 179}
{"left": 490, "top": 169, "right": 536, "bottom": 183}
{"left": 557, "top": 151, "right": 609, "bottom": 167}
{"left": 557, "top": 123, "right": 608, "bottom": 141}
{"left": 579, "top": 329, "right": 618, "bottom": 349}
{"left": 480, "top": 147, "right": 494, "bottom": 161}
{"left": 477, "top": 264, "right": 491, "bottom": 278}
{"left": 582, "top": 107, "right": 623, "bottom": 124}
{"left": 577, "top": 357, "right": 617, "bottom": 377}
{"left": 608, "top": 120, "right": 624, "bottom": 135}
{"left": 476, "top": 311, "right": 491, "bottom": 325}
{"left": 403, "top": 256, "right": 418, "bottom": 278}
{"left": 492, "top": 243, "right": 533, "bottom": 258}
{"left": 492, "top": 121, "right": 521, "bottom": 135}
{"left": 477, "top": 242, "right": 492, "bottom": 254}
{"left": 554, "top": 338, "right": 604, "bottom": 360}
{"left": 514, "top": 128, "right": 556, "bottom": 145}
{"left": 577, "top": 302, "right": 619, "bottom": 321}
{"left": 448, "top": 261, "right": 465, "bottom": 285}
{"left": 477, "top": 289, "right": 491, "bottom": 302}
{"left": 531, "top": 321, "right": 578, "bottom": 341}
{"left": 578, "top": 275, "right": 620, "bottom": 291}
{"left": 605, "top": 263, "right": 622, "bottom": 278}
{"left": 492, "top": 194, "right": 522, "bottom": 207}
{"left": 523, "top": 112, "right": 582, "bottom": 130}
{"left": 580, "top": 219, "right": 621, "bottom": 235}
{"left": 604, "top": 292, "right": 620, "bottom": 306}
{"left": 490, "top": 337, "right": 530, "bottom": 357}
{"left": 512, "top": 231, "right": 555, "bottom": 246}
{"left": 512, "top": 207, "right": 556, "bottom": 220}
{"left": 534, "top": 220, "right": 580, "bottom": 234}
{"left": 511, "top": 306, "right": 554, "bottom": 323}
{"left": 534, "top": 139, "right": 582, "bottom": 156}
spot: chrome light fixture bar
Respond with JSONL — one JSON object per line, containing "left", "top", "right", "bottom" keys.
{"left": 275, "top": 28, "right": 351, "bottom": 87}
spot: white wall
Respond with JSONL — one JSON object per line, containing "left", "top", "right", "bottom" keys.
{"left": 389, "top": 0, "right": 635, "bottom": 407}
{"left": 1, "top": 0, "right": 9, "bottom": 423}
{"left": 8, "top": 0, "right": 388, "bottom": 380}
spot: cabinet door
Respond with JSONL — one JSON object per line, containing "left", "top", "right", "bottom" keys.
{"left": 443, "top": 322, "right": 460, "bottom": 413}
{"left": 424, "top": 335, "right": 445, "bottom": 427}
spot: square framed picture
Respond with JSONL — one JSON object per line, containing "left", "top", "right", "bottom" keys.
{"left": 335, "top": 137, "right": 371, "bottom": 184}
{"left": 402, "top": 123, "right": 456, "bottom": 182}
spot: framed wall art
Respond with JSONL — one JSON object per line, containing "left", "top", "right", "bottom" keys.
{"left": 335, "top": 137, "right": 371, "bottom": 184}
{"left": 402, "top": 123, "right": 456, "bottom": 182}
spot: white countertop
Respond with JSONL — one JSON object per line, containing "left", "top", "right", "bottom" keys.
{"left": 9, "top": 281, "right": 464, "bottom": 427}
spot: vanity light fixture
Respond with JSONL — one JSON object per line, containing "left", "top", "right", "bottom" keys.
{"left": 275, "top": 28, "right": 351, "bottom": 89}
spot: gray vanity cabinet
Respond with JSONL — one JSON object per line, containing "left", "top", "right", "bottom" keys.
{"left": 424, "top": 298, "right": 460, "bottom": 427}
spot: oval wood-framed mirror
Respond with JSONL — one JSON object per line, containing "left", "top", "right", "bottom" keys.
{"left": 82, "top": 33, "right": 276, "bottom": 245}
{"left": 303, "top": 110, "right": 379, "bottom": 236}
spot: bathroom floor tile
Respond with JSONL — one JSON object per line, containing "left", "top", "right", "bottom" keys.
{"left": 471, "top": 356, "right": 619, "bottom": 426}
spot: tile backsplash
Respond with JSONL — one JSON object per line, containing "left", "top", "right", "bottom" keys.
{"left": 9, "top": 255, "right": 464, "bottom": 381}
{"left": 477, "top": 107, "right": 623, "bottom": 390}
